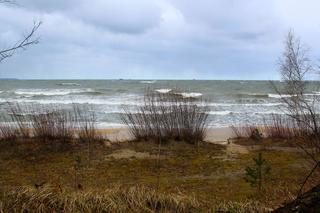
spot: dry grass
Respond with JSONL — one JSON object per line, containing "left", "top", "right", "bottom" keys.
{"left": 0, "top": 104, "right": 101, "bottom": 143}
{"left": 0, "top": 117, "right": 19, "bottom": 141}
{"left": 121, "top": 89, "right": 209, "bottom": 145}
{"left": 231, "top": 114, "right": 315, "bottom": 142}
{"left": 210, "top": 200, "right": 270, "bottom": 213}
{"left": 230, "top": 124, "right": 261, "bottom": 139}
{"left": 262, "top": 114, "right": 315, "bottom": 140}
{"left": 263, "top": 114, "right": 296, "bottom": 139}
{"left": 73, "top": 105, "right": 102, "bottom": 143}
{"left": 0, "top": 185, "right": 276, "bottom": 212}
{"left": 0, "top": 185, "right": 199, "bottom": 213}
{"left": 0, "top": 138, "right": 310, "bottom": 212}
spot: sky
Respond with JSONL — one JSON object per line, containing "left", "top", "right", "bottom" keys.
{"left": 0, "top": 0, "right": 320, "bottom": 80}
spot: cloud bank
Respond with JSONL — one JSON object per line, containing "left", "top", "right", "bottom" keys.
{"left": 0, "top": 0, "right": 320, "bottom": 79}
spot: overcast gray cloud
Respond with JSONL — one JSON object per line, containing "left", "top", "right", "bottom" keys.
{"left": 0, "top": 0, "right": 320, "bottom": 79}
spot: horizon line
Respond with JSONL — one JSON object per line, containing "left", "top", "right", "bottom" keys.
{"left": 0, "top": 78, "right": 281, "bottom": 81}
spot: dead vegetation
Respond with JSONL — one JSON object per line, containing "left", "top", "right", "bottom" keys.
{"left": 121, "top": 89, "right": 209, "bottom": 145}
{"left": 0, "top": 185, "right": 199, "bottom": 213}
{"left": 0, "top": 104, "right": 102, "bottom": 143}
{"left": 231, "top": 113, "right": 314, "bottom": 141}
{"left": 230, "top": 124, "right": 260, "bottom": 139}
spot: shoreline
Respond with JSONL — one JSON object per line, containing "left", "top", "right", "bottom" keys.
{"left": 101, "top": 127, "right": 235, "bottom": 143}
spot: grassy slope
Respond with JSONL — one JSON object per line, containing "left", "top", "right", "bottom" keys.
{"left": 0, "top": 139, "right": 312, "bottom": 211}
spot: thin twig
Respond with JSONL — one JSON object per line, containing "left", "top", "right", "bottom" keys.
{"left": 0, "top": 21, "right": 42, "bottom": 62}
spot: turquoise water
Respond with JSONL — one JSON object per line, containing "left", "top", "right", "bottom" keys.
{"left": 0, "top": 79, "right": 317, "bottom": 127}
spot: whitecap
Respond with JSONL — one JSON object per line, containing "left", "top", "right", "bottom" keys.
{"left": 178, "top": 92, "right": 202, "bottom": 98}
{"left": 155, "top": 89, "right": 172, "bottom": 94}
{"left": 1, "top": 94, "right": 144, "bottom": 106}
{"left": 207, "top": 102, "right": 283, "bottom": 107}
{"left": 254, "top": 111, "right": 286, "bottom": 115}
{"left": 268, "top": 94, "right": 294, "bottom": 99}
{"left": 140, "top": 80, "right": 156, "bottom": 84}
{"left": 208, "top": 111, "right": 232, "bottom": 115}
{"left": 14, "top": 88, "right": 93, "bottom": 96}
{"left": 246, "top": 93, "right": 268, "bottom": 97}
{"left": 270, "top": 92, "right": 320, "bottom": 98}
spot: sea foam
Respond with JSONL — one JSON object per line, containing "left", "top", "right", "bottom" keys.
{"left": 155, "top": 89, "right": 172, "bottom": 93}
{"left": 140, "top": 80, "right": 156, "bottom": 84}
{"left": 178, "top": 92, "right": 203, "bottom": 98}
{"left": 14, "top": 88, "right": 94, "bottom": 96}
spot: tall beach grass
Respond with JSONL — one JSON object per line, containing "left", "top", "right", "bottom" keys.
{"left": 0, "top": 103, "right": 101, "bottom": 143}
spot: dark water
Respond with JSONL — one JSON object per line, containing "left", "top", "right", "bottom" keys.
{"left": 0, "top": 79, "right": 318, "bottom": 127}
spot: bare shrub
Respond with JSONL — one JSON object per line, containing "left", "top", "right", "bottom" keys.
{"left": 121, "top": 89, "right": 209, "bottom": 145}
{"left": 0, "top": 103, "right": 101, "bottom": 143}
{"left": 7, "top": 104, "right": 75, "bottom": 142}
{"left": 231, "top": 113, "right": 313, "bottom": 141}
{"left": 273, "top": 30, "right": 320, "bottom": 195}
{"left": 8, "top": 104, "right": 30, "bottom": 138}
{"left": 30, "top": 107, "right": 75, "bottom": 142}
{"left": 262, "top": 114, "right": 298, "bottom": 139}
{"left": 74, "top": 105, "right": 101, "bottom": 143}
{"left": 230, "top": 124, "right": 262, "bottom": 140}
{"left": 0, "top": 116, "right": 19, "bottom": 141}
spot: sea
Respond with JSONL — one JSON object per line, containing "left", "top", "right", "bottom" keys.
{"left": 0, "top": 79, "right": 318, "bottom": 128}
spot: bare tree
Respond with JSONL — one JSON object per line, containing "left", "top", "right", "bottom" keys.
{"left": 274, "top": 30, "right": 320, "bottom": 196}
{"left": 0, "top": 1, "right": 41, "bottom": 63}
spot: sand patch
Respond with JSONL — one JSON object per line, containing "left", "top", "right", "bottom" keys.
{"left": 181, "top": 171, "right": 244, "bottom": 181}
{"left": 205, "top": 127, "right": 235, "bottom": 142}
{"left": 101, "top": 127, "right": 236, "bottom": 143}
{"left": 226, "top": 143, "right": 249, "bottom": 155}
{"left": 98, "top": 128, "right": 121, "bottom": 135}
{"left": 105, "top": 128, "right": 133, "bottom": 142}
{"left": 106, "top": 149, "right": 159, "bottom": 160}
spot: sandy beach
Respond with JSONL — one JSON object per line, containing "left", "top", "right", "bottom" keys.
{"left": 103, "top": 127, "right": 236, "bottom": 143}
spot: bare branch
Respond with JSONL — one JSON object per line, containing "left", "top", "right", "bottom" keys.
{"left": 274, "top": 30, "right": 320, "bottom": 196}
{"left": 0, "top": 21, "right": 42, "bottom": 63}
{"left": 297, "top": 162, "right": 319, "bottom": 197}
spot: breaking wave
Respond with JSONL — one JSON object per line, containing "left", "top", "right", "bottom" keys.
{"left": 14, "top": 88, "right": 94, "bottom": 97}
{"left": 177, "top": 92, "right": 203, "bottom": 98}
{"left": 155, "top": 89, "right": 172, "bottom": 93}
{"left": 140, "top": 80, "right": 156, "bottom": 84}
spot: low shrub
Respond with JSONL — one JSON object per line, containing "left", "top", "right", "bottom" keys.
{"left": 0, "top": 104, "right": 101, "bottom": 143}
{"left": 121, "top": 89, "right": 209, "bottom": 145}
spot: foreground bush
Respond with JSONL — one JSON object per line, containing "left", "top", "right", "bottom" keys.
{"left": 0, "top": 186, "right": 199, "bottom": 213}
{"left": 121, "top": 90, "right": 209, "bottom": 145}
{"left": 0, "top": 185, "right": 276, "bottom": 213}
